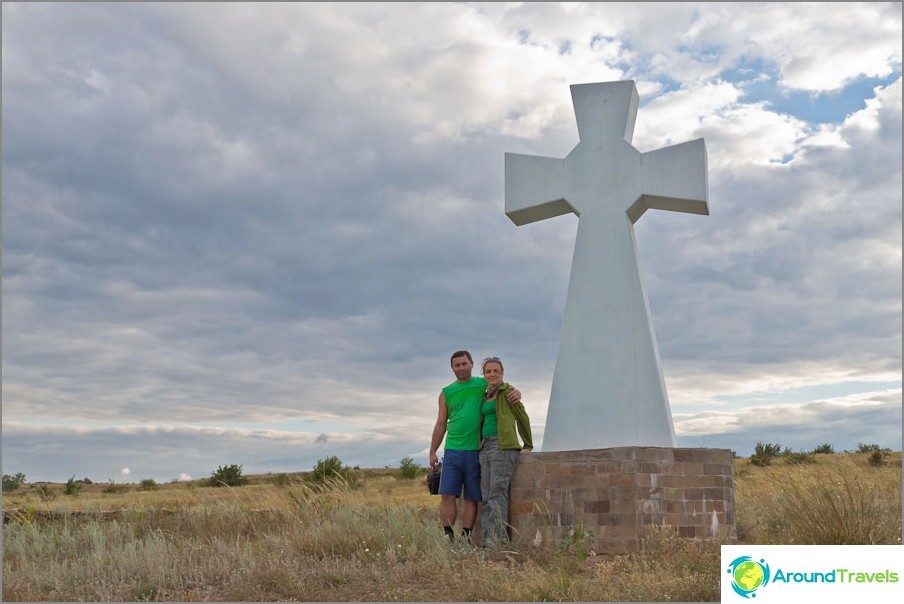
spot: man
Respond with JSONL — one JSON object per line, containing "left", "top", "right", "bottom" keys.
{"left": 429, "top": 350, "right": 521, "bottom": 543}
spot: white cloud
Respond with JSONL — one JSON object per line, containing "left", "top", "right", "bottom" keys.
{"left": 747, "top": 3, "right": 902, "bottom": 92}
{"left": 1, "top": 2, "right": 900, "bottom": 482}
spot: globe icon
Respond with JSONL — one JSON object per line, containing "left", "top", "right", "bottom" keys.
{"left": 733, "top": 560, "right": 765, "bottom": 592}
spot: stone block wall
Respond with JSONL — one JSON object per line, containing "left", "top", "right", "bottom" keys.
{"left": 508, "top": 447, "right": 735, "bottom": 553}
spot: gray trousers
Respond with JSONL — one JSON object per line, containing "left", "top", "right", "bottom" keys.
{"left": 479, "top": 435, "right": 519, "bottom": 546}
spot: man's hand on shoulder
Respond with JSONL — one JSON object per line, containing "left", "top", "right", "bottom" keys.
{"left": 506, "top": 386, "right": 522, "bottom": 403}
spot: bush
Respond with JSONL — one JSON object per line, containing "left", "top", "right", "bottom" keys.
{"left": 310, "top": 455, "right": 352, "bottom": 484}
{"left": 868, "top": 450, "right": 890, "bottom": 467}
{"left": 856, "top": 443, "right": 882, "bottom": 453}
{"left": 2, "top": 473, "right": 26, "bottom": 491}
{"left": 209, "top": 464, "right": 249, "bottom": 487}
{"left": 139, "top": 478, "right": 158, "bottom": 491}
{"left": 750, "top": 442, "right": 782, "bottom": 467}
{"left": 63, "top": 476, "right": 82, "bottom": 496}
{"left": 756, "top": 442, "right": 783, "bottom": 457}
{"left": 812, "top": 443, "right": 834, "bottom": 455}
{"left": 397, "top": 457, "right": 423, "bottom": 479}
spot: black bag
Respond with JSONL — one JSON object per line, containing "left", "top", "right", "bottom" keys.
{"left": 426, "top": 462, "right": 442, "bottom": 495}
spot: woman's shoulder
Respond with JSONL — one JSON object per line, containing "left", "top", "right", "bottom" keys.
{"left": 496, "top": 383, "right": 515, "bottom": 399}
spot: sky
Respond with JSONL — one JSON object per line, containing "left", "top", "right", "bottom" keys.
{"left": 2, "top": 2, "right": 901, "bottom": 484}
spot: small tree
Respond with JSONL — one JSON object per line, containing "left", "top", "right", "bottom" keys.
{"left": 139, "top": 478, "right": 158, "bottom": 491}
{"left": 209, "top": 464, "right": 249, "bottom": 487}
{"left": 310, "top": 455, "right": 351, "bottom": 484}
{"left": 812, "top": 443, "right": 834, "bottom": 455}
{"left": 397, "top": 456, "right": 423, "bottom": 479}
{"left": 856, "top": 443, "right": 882, "bottom": 453}
{"left": 2, "top": 473, "right": 26, "bottom": 491}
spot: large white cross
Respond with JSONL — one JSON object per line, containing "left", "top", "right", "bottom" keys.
{"left": 505, "top": 81, "right": 708, "bottom": 451}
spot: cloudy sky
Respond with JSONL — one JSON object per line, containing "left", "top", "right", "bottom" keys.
{"left": 2, "top": 2, "right": 901, "bottom": 484}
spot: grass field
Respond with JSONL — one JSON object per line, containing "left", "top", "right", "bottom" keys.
{"left": 2, "top": 452, "right": 901, "bottom": 601}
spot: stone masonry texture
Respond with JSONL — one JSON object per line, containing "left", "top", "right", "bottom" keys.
{"left": 507, "top": 447, "right": 736, "bottom": 554}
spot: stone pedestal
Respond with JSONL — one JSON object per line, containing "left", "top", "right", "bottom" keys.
{"left": 508, "top": 447, "right": 736, "bottom": 553}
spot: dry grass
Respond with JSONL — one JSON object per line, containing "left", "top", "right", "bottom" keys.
{"left": 734, "top": 452, "right": 902, "bottom": 545}
{"left": 2, "top": 453, "right": 900, "bottom": 601}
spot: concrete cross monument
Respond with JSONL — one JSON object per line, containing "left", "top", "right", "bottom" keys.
{"left": 505, "top": 80, "right": 709, "bottom": 452}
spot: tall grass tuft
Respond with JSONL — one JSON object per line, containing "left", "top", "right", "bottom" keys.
{"left": 735, "top": 455, "right": 902, "bottom": 544}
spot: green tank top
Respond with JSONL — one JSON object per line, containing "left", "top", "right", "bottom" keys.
{"left": 441, "top": 377, "right": 486, "bottom": 450}
{"left": 481, "top": 398, "right": 498, "bottom": 438}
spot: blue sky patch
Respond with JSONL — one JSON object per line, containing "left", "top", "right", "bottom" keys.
{"left": 726, "top": 58, "right": 901, "bottom": 124}
{"left": 712, "top": 380, "right": 902, "bottom": 406}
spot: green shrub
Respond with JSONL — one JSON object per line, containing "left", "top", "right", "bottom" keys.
{"left": 310, "top": 455, "right": 352, "bottom": 484}
{"left": 63, "top": 476, "right": 82, "bottom": 496}
{"left": 139, "top": 478, "right": 158, "bottom": 491}
{"left": 397, "top": 457, "right": 423, "bottom": 479}
{"left": 856, "top": 443, "right": 882, "bottom": 453}
{"left": 812, "top": 443, "right": 834, "bottom": 454}
{"left": 750, "top": 442, "right": 783, "bottom": 466}
{"left": 2, "top": 473, "right": 26, "bottom": 491}
{"left": 209, "top": 464, "right": 249, "bottom": 487}
{"left": 756, "top": 442, "right": 782, "bottom": 457}
{"left": 868, "top": 450, "right": 889, "bottom": 467}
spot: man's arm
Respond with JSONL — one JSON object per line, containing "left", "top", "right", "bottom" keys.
{"left": 506, "top": 386, "right": 522, "bottom": 403}
{"left": 429, "top": 391, "right": 448, "bottom": 469}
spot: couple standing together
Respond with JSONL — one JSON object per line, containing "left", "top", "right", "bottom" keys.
{"left": 429, "top": 350, "right": 533, "bottom": 546}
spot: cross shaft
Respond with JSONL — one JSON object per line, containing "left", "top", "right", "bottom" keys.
{"left": 505, "top": 80, "right": 709, "bottom": 451}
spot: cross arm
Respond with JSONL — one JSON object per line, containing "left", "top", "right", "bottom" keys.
{"left": 627, "top": 139, "right": 709, "bottom": 223}
{"left": 505, "top": 152, "right": 577, "bottom": 226}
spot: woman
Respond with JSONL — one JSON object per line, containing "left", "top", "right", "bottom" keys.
{"left": 478, "top": 356, "right": 533, "bottom": 546}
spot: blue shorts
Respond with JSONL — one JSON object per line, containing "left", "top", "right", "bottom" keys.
{"left": 438, "top": 449, "right": 481, "bottom": 501}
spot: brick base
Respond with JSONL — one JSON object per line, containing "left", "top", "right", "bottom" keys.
{"left": 508, "top": 447, "right": 736, "bottom": 553}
